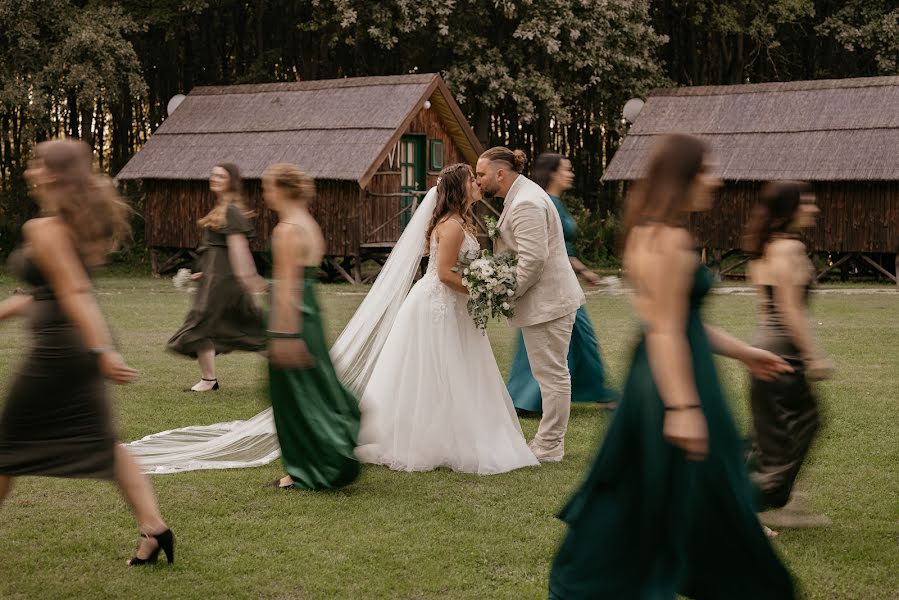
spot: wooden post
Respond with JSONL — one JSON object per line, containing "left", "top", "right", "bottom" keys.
{"left": 895, "top": 253, "right": 898, "bottom": 290}
{"left": 150, "top": 249, "right": 160, "bottom": 278}
{"left": 353, "top": 254, "right": 362, "bottom": 285}
{"left": 712, "top": 248, "right": 722, "bottom": 282}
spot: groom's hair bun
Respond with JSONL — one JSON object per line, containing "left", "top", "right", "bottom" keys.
{"left": 481, "top": 146, "right": 527, "bottom": 174}
{"left": 512, "top": 149, "right": 527, "bottom": 173}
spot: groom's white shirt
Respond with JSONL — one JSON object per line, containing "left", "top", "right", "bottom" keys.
{"left": 494, "top": 174, "right": 585, "bottom": 328}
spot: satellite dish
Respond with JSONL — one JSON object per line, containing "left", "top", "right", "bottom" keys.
{"left": 622, "top": 98, "right": 645, "bottom": 124}
{"left": 167, "top": 94, "right": 186, "bottom": 116}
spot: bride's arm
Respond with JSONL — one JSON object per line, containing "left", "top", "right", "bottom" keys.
{"left": 435, "top": 221, "right": 469, "bottom": 295}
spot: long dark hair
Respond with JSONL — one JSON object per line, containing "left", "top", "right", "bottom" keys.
{"left": 199, "top": 162, "right": 250, "bottom": 229}
{"left": 620, "top": 133, "right": 708, "bottom": 249}
{"left": 531, "top": 153, "right": 564, "bottom": 191}
{"left": 426, "top": 163, "right": 474, "bottom": 243}
{"left": 32, "top": 139, "right": 132, "bottom": 257}
{"left": 742, "top": 181, "right": 808, "bottom": 257}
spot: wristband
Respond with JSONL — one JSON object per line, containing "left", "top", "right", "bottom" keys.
{"left": 267, "top": 331, "right": 302, "bottom": 339}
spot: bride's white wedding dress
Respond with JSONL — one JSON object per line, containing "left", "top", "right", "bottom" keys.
{"left": 125, "top": 188, "right": 535, "bottom": 475}
{"left": 355, "top": 229, "right": 538, "bottom": 475}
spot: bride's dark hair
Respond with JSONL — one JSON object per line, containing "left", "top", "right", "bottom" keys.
{"left": 426, "top": 163, "right": 475, "bottom": 243}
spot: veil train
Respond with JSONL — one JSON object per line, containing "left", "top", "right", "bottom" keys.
{"left": 126, "top": 188, "right": 438, "bottom": 473}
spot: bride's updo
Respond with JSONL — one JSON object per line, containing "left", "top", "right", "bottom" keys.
{"left": 426, "top": 163, "right": 475, "bottom": 243}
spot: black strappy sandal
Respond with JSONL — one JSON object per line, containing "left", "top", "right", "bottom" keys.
{"left": 127, "top": 529, "right": 175, "bottom": 566}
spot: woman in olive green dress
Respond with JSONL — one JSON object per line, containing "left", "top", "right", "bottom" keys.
{"left": 744, "top": 182, "right": 833, "bottom": 525}
{"left": 549, "top": 134, "right": 796, "bottom": 599}
{"left": 262, "top": 163, "right": 360, "bottom": 490}
{"left": 167, "top": 163, "right": 267, "bottom": 392}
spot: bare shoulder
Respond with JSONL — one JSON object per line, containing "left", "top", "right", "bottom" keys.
{"left": 768, "top": 237, "right": 806, "bottom": 259}
{"left": 436, "top": 217, "right": 465, "bottom": 240}
{"left": 271, "top": 222, "right": 301, "bottom": 249}
{"left": 22, "top": 217, "right": 68, "bottom": 245}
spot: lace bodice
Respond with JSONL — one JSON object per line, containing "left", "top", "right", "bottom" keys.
{"left": 425, "top": 230, "right": 480, "bottom": 276}
{"left": 420, "top": 229, "right": 480, "bottom": 323}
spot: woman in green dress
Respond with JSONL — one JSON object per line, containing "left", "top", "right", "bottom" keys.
{"left": 262, "top": 163, "right": 361, "bottom": 490}
{"left": 549, "top": 134, "right": 796, "bottom": 599}
{"left": 507, "top": 153, "right": 618, "bottom": 413}
{"left": 167, "top": 163, "right": 267, "bottom": 392}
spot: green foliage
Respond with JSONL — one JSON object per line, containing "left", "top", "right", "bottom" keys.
{"left": 562, "top": 193, "right": 619, "bottom": 267}
{"left": 1, "top": 0, "right": 896, "bottom": 258}
{"left": 819, "top": 1, "right": 899, "bottom": 74}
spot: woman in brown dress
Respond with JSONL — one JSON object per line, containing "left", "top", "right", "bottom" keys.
{"left": 167, "top": 163, "right": 267, "bottom": 392}
{"left": 0, "top": 139, "right": 174, "bottom": 566}
{"left": 744, "top": 182, "right": 833, "bottom": 526}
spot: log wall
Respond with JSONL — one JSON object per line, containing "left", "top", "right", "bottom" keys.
{"left": 690, "top": 181, "right": 899, "bottom": 253}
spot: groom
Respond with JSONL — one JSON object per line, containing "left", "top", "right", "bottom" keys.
{"left": 476, "top": 147, "right": 585, "bottom": 462}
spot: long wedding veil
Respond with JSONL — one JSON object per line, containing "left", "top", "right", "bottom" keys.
{"left": 126, "top": 188, "right": 438, "bottom": 473}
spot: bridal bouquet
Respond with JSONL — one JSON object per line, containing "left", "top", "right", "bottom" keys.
{"left": 172, "top": 268, "right": 196, "bottom": 292}
{"left": 460, "top": 217, "right": 518, "bottom": 331}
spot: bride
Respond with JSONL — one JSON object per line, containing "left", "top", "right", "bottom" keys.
{"left": 355, "top": 163, "right": 538, "bottom": 474}
{"left": 126, "top": 164, "right": 536, "bottom": 475}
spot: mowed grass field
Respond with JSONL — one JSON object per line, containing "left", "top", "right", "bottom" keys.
{"left": 0, "top": 273, "right": 896, "bottom": 599}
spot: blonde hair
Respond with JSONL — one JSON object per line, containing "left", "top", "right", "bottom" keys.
{"left": 263, "top": 163, "right": 316, "bottom": 203}
{"left": 32, "top": 139, "right": 132, "bottom": 257}
{"left": 199, "top": 163, "right": 252, "bottom": 229}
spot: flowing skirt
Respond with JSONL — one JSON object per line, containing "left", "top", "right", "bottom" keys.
{"left": 355, "top": 274, "right": 539, "bottom": 475}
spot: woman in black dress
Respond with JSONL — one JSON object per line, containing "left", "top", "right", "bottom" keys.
{"left": 0, "top": 139, "right": 174, "bottom": 566}
{"left": 167, "top": 163, "right": 267, "bottom": 392}
{"left": 744, "top": 182, "right": 833, "bottom": 526}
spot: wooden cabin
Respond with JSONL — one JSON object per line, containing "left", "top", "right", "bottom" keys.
{"left": 116, "top": 73, "right": 484, "bottom": 282}
{"left": 603, "top": 76, "right": 899, "bottom": 284}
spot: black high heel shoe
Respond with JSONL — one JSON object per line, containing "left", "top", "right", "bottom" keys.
{"left": 127, "top": 529, "right": 175, "bottom": 566}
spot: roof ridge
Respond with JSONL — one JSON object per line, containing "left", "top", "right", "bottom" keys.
{"left": 630, "top": 125, "right": 899, "bottom": 136}
{"left": 154, "top": 126, "right": 399, "bottom": 135}
{"left": 652, "top": 75, "right": 899, "bottom": 97}
{"left": 190, "top": 74, "right": 438, "bottom": 96}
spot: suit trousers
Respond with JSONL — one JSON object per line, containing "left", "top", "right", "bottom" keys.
{"left": 522, "top": 310, "right": 577, "bottom": 449}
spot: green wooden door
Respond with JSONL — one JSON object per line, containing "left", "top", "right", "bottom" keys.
{"left": 400, "top": 135, "right": 426, "bottom": 229}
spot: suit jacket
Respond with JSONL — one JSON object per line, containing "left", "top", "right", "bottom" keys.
{"left": 494, "top": 175, "right": 584, "bottom": 327}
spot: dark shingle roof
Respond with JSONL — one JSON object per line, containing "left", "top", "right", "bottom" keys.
{"left": 603, "top": 76, "right": 899, "bottom": 182}
{"left": 116, "top": 74, "right": 481, "bottom": 184}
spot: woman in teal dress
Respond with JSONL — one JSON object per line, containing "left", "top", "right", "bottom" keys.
{"left": 508, "top": 153, "right": 618, "bottom": 414}
{"left": 549, "top": 134, "right": 797, "bottom": 599}
{"left": 262, "top": 163, "right": 361, "bottom": 490}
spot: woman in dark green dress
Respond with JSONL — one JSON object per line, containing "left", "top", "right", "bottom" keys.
{"left": 0, "top": 140, "right": 174, "bottom": 566}
{"left": 549, "top": 134, "right": 796, "bottom": 599}
{"left": 744, "top": 182, "right": 833, "bottom": 526}
{"left": 262, "top": 163, "right": 360, "bottom": 490}
{"left": 508, "top": 153, "right": 618, "bottom": 414}
{"left": 167, "top": 163, "right": 267, "bottom": 392}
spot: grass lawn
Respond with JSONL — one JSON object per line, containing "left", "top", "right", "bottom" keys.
{"left": 0, "top": 274, "right": 896, "bottom": 599}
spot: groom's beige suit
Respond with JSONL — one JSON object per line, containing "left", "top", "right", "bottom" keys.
{"left": 494, "top": 175, "right": 585, "bottom": 454}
